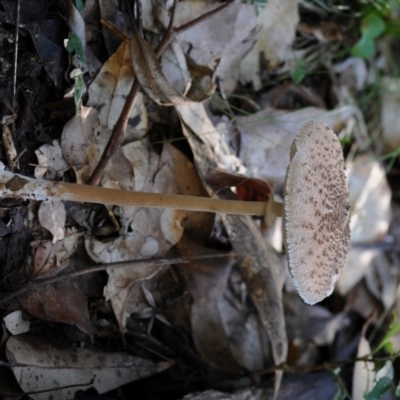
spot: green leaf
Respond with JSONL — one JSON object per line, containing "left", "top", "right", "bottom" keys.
{"left": 351, "top": 12, "right": 386, "bottom": 59}
{"left": 361, "top": 13, "right": 386, "bottom": 39}
{"left": 373, "top": 313, "right": 400, "bottom": 354}
{"left": 395, "top": 381, "right": 400, "bottom": 397}
{"left": 75, "top": 0, "right": 84, "bottom": 12}
{"left": 351, "top": 36, "right": 376, "bottom": 58}
{"left": 65, "top": 32, "right": 86, "bottom": 63}
{"left": 70, "top": 68, "right": 84, "bottom": 115}
{"left": 364, "top": 377, "right": 392, "bottom": 400}
{"left": 291, "top": 60, "right": 307, "bottom": 85}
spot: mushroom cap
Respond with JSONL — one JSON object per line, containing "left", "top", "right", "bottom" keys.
{"left": 283, "top": 120, "right": 350, "bottom": 305}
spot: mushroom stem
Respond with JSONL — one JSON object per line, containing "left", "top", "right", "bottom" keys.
{"left": 0, "top": 168, "right": 284, "bottom": 218}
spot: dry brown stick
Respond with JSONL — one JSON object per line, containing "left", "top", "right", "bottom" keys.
{"left": 11, "top": 0, "right": 21, "bottom": 124}
{"left": 87, "top": 0, "right": 234, "bottom": 186}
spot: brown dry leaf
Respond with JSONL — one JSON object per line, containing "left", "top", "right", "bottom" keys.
{"left": 240, "top": 0, "right": 299, "bottom": 90}
{"left": 177, "top": 238, "right": 271, "bottom": 371}
{"left": 205, "top": 169, "right": 272, "bottom": 202}
{"left": 61, "top": 106, "right": 134, "bottom": 187}
{"left": 365, "top": 252, "right": 398, "bottom": 310}
{"left": 130, "top": 28, "right": 191, "bottom": 106}
{"left": 34, "top": 139, "right": 69, "bottom": 180}
{"left": 98, "top": 0, "right": 131, "bottom": 54}
{"left": 38, "top": 200, "right": 66, "bottom": 243}
{"left": 6, "top": 334, "right": 174, "bottom": 400}
{"left": 337, "top": 156, "right": 392, "bottom": 296}
{"left": 173, "top": 2, "right": 258, "bottom": 94}
{"left": 32, "top": 233, "right": 81, "bottom": 276}
{"left": 162, "top": 143, "right": 215, "bottom": 242}
{"left": 86, "top": 141, "right": 188, "bottom": 330}
{"left": 87, "top": 40, "right": 147, "bottom": 139}
{"left": 177, "top": 103, "right": 287, "bottom": 394}
{"left": 236, "top": 106, "right": 365, "bottom": 185}
{"left": 17, "top": 278, "right": 93, "bottom": 334}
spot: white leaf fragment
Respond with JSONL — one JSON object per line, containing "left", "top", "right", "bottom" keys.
{"left": 38, "top": 199, "right": 66, "bottom": 243}
{"left": 6, "top": 334, "right": 173, "bottom": 400}
{"left": 3, "top": 311, "right": 30, "bottom": 335}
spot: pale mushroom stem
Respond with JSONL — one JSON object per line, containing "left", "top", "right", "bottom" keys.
{"left": 0, "top": 168, "right": 284, "bottom": 219}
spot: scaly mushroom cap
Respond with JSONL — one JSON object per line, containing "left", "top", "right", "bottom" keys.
{"left": 283, "top": 120, "right": 350, "bottom": 305}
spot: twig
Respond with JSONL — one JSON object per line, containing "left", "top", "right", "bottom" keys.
{"left": 87, "top": 0, "right": 234, "bottom": 186}
{"left": 11, "top": 0, "right": 20, "bottom": 126}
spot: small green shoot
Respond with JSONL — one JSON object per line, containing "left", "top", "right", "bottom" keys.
{"left": 351, "top": 13, "right": 386, "bottom": 58}
{"left": 364, "top": 377, "right": 392, "bottom": 400}
{"left": 70, "top": 68, "right": 84, "bottom": 115}
{"left": 291, "top": 58, "right": 307, "bottom": 85}
{"left": 75, "top": 0, "right": 84, "bottom": 13}
{"left": 395, "top": 381, "right": 400, "bottom": 397}
{"left": 373, "top": 313, "right": 400, "bottom": 355}
{"left": 64, "top": 32, "right": 86, "bottom": 63}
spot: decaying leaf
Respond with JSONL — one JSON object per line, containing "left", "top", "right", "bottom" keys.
{"left": 174, "top": 2, "right": 258, "bottom": 94}
{"left": 237, "top": 106, "right": 366, "bottom": 185}
{"left": 61, "top": 106, "right": 134, "bottom": 187}
{"left": 177, "top": 103, "right": 287, "bottom": 394}
{"left": 130, "top": 27, "right": 191, "bottom": 106}
{"left": 240, "top": 0, "right": 299, "bottom": 89}
{"left": 352, "top": 335, "right": 374, "bottom": 400}
{"left": 87, "top": 141, "right": 188, "bottom": 330}
{"left": 17, "top": 278, "right": 93, "bottom": 334}
{"left": 380, "top": 77, "right": 400, "bottom": 153}
{"left": 177, "top": 238, "right": 272, "bottom": 371}
{"left": 6, "top": 334, "right": 174, "bottom": 400}
{"left": 337, "top": 156, "right": 392, "bottom": 296}
{"left": 87, "top": 40, "right": 148, "bottom": 139}
{"left": 38, "top": 200, "right": 66, "bottom": 243}
{"left": 3, "top": 311, "right": 30, "bottom": 335}
{"left": 34, "top": 139, "right": 69, "bottom": 180}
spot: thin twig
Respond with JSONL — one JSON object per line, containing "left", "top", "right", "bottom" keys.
{"left": 11, "top": 0, "right": 21, "bottom": 127}
{"left": 87, "top": 0, "right": 234, "bottom": 186}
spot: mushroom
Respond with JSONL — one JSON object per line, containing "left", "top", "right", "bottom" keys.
{"left": 283, "top": 120, "right": 350, "bottom": 305}
{"left": 0, "top": 120, "right": 349, "bottom": 304}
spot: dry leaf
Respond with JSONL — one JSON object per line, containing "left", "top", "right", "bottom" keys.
{"left": 34, "top": 140, "right": 69, "bottom": 180}
{"left": 177, "top": 238, "right": 271, "bottom": 371}
{"left": 38, "top": 200, "right": 66, "bottom": 243}
{"left": 130, "top": 28, "right": 190, "bottom": 105}
{"left": 173, "top": 2, "right": 257, "bottom": 94}
{"left": 87, "top": 40, "right": 148, "bottom": 139}
{"left": 240, "top": 0, "right": 299, "bottom": 89}
{"left": 177, "top": 103, "right": 287, "bottom": 395}
{"left": 337, "top": 156, "right": 392, "bottom": 296}
{"left": 237, "top": 106, "right": 365, "bottom": 185}
{"left": 61, "top": 106, "right": 134, "bottom": 187}
{"left": 85, "top": 141, "right": 187, "bottom": 330}
{"left": 3, "top": 311, "right": 30, "bottom": 335}
{"left": 352, "top": 335, "right": 374, "bottom": 400}
{"left": 380, "top": 77, "right": 400, "bottom": 153}
{"left": 6, "top": 334, "right": 174, "bottom": 400}
{"left": 32, "top": 233, "right": 81, "bottom": 276}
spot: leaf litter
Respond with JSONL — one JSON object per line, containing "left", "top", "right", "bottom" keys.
{"left": 0, "top": 0, "right": 400, "bottom": 399}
